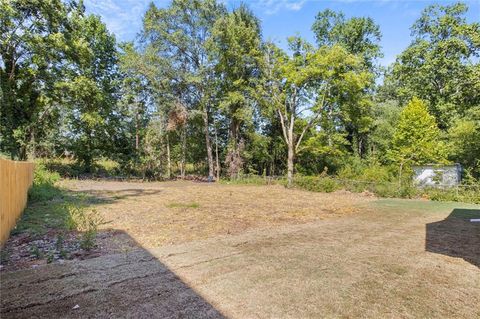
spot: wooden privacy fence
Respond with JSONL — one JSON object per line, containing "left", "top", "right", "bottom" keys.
{"left": 0, "top": 158, "right": 34, "bottom": 246}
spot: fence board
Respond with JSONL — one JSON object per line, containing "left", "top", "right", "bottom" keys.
{"left": 0, "top": 158, "right": 34, "bottom": 246}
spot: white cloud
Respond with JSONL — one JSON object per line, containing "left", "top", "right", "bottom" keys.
{"left": 83, "top": 0, "right": 153, "bottom": 40}
{"left": 253, "top": 0, "right": 306, "bottom": 14}
{"left": 84, "top": 0, "right": 309, "bottom": 39}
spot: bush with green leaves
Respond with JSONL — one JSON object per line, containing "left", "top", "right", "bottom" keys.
{"left": 293, "top": 176, "right": 340, "bottom": 193}
{"left": 28, "top": 163, "right": 61, "bottom": 202}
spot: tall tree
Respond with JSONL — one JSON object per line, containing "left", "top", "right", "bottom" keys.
{"left": 311, "top": 9, "right": 379, "bottom": 156}
{"left": 448, "top": 106, "right": 480, "bottom": 177}
{"left": 141, "top": 0, "right": 226, "bottom": 180}
{"left": 61, "top": 7, "right": 119, "bottom": 171}
{"left": 312, "top": 9, "right": 382, "bottom": 71}
{"left": 259, "top": 39, "right": 372, "bottom": 186}
{"left": 209, "top": 4, "right": 263, "bottom": 178}
{"left": 388, "top": 97, "right": 447, "bottom": 177}
{"left": 0, "top": 0, "right": 71, "bottom": 159}
{"left": 118, "top": 42, "right": 152, "bottom": 157}
{"left": 369, "top": 100, "right": 401, "bottom": 162}
{"left": 386, "top": 2, "right": 480, "bottom": 129}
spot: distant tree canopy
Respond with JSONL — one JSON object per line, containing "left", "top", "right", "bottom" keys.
{"left": 1, "top": 0, "right": 479, "bottom": 180}
{"left": 312, "top": 8, "right": 382, "bottom": 72}
{"left": 385, "top": 2, "right": 480, "bottom": 129}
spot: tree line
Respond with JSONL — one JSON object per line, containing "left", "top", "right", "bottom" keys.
{"left": 1, "top": 0, "right": 479, "bottom": 186}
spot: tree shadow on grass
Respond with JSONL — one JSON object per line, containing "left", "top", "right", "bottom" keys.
{"left": 426, "top": 208, "right": 480, "bottom": 268}
{"left": 0, "top": 229, "right": 226, "bottom": 319}
{"left": 1, "top": 186, "right": 166, "bottom": 270}
{"left": 11, "top": 186, "right": 164, "bottom": 238}
{"left": 76, "top": 188, "right": 164, "bottom": 201}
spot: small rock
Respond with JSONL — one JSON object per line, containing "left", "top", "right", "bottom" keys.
{"left": 72, "top": 304, "right": 80, "bottom": 310}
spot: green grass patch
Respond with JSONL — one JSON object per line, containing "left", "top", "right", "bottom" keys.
{"left": 225, "top": 171, "right": 479, "bottom": 205}
{"left": 219, "top": 175, "right": 285, "bottom": 186}
{"left": 167, "top": 202, "right": 200, "bottom": 209}
{"left": 370, "top": 198, "right": 480, "bottom": 214}
{"left": 12, "top": 164, "right": 105, "bottom": 245}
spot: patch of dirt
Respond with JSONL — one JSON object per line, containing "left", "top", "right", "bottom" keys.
{"left": 62, "top": 180, "right": 373, "bottom": 250}
{"left": 1, "top": 231, "right": 103, "bottom": 272}
{"left": 2, "top": 180, "right": 373, "bottom": 271}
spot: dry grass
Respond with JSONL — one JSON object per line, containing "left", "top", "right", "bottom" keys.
{"left": 2, "top": 180, "right": 479, "bottom": 318}
{"left": 63, "top": 180, "right": 373, "bottom": 249}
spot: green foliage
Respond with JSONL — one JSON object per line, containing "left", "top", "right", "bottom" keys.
{"left": 0, "top": 0, "right": 71, "bottom": 159}
{"left": 422, "top": 186, "right": 480, "bottom": 204}
{"left": 369, "top": 100, "right": 401, "bottom": 161}
{"left": 312, "top": 9, "right": 382, "bottom": 71}
{"left": 39, "top": 158, "right": 123, "bottom": 178}
{"left": 209, "top": 4, "right": 263, "bottom": 178}
{"left": 448, "top": 107, "right": 480, "bottom": 177}
{"left": 385, "top": 2, "right": 480, "bottom": 129}
{"left": 388, "top": 97, "right": 447, "bottom": 167}
{"left": 138, "top": 120, "right": 169, "bottom": 179}
{"left": 258, "top": 37, "right": 374, "bottom": 186}
{"left": 293, "top": 176, "right": 340, "bottom": 193}
{"left": 219, "top": 174, "right": 285, "bottom": 186}
{"left": 15, "top": 164, "right": 106, "bottom": 248}
{"left": 1, "top": 0, "right": 479, "bottom": 192}
{"left": 141, "top": 0, "right": 227, "bottom": 179}
{"left": 29, "top": 163, "right": 61, "bottom": 202}
{"left": 62, "top": 11, "right": 120, "bottom": 171}
{"left": 167, "top": 202, "right": 200, "bottom": 209}
{"left": 66, "top": 205, "right": 104, "bottom": 250}
{"left": 30, "top": 245, "right": 42, "bottom": 259}
{"left": 337, "top": 159, "right": 395, "bottom": 183}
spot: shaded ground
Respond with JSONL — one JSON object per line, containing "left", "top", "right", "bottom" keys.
{"left": 426, "top": 208, "right": 480, "bottom": 267}
{"left": 1, "top": 181, "right": 479, "bottom": 318}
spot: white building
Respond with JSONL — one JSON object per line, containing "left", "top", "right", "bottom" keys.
{"left": 413, "top": 164, "right": 462, "bottom": 188}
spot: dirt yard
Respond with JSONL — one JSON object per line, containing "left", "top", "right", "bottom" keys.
{"left": 1, "top": 180, "right": 479, "bottom": 318}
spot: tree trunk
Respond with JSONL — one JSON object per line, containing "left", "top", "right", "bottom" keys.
{"left": 166, "top": 134, "right": 171, "bottom": 179}
{"left": 398, "top": 162, "right": 403, "bottom": 188}
{"left": 180, "top": 127, "right": 186, "bottom": 178}
{"left": 135, "top": 104, "right": 139, "bottom": 150}
{"left": 28, "top": 129, "right": 36, "bottom": 160}
{"left": 286, "top": 113, "right": 295, "bottom": 188}
{"left": 202, "top": 110, "right": 214, "bottom": 179}
{"left": 227, "top": 119, "right": 241, "bottom": 179}
{"left": 287, "top": 141, "right": 294, "bottom": 188}
{"left": 84, "top": 128, "right": 93, "bottom": 173}
{"left": 215, "top": 124, "right": 220, "bottom": 181}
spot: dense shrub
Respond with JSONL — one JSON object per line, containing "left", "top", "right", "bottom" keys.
{"left": 337, "top": 160, "right": 396, "bottom": 183}
{"left": 293, "top": 176, "right": 340, "bottom": 193}
{"left": 28, "top": 163, "right": 61, "bottom": 202}
{"left": 40, "top": 158, "right": 123, "bottom": 178}
{"left": 220, "top": 174, "right": 285, "bottom": 186}
{"left": 422, "top": 186, "right": 480, "bottom": 204}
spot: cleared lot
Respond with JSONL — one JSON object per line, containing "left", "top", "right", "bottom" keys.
{"left": 1, "top": 180, "right": 479, "bottom": 318}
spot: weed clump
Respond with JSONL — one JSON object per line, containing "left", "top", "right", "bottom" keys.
{"left": 66, "top": 205, "right": 104, "bottom": 251}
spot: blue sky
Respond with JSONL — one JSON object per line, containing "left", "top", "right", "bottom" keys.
{"left": 84, "top": 0, "right": 480, "bottom": 67}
